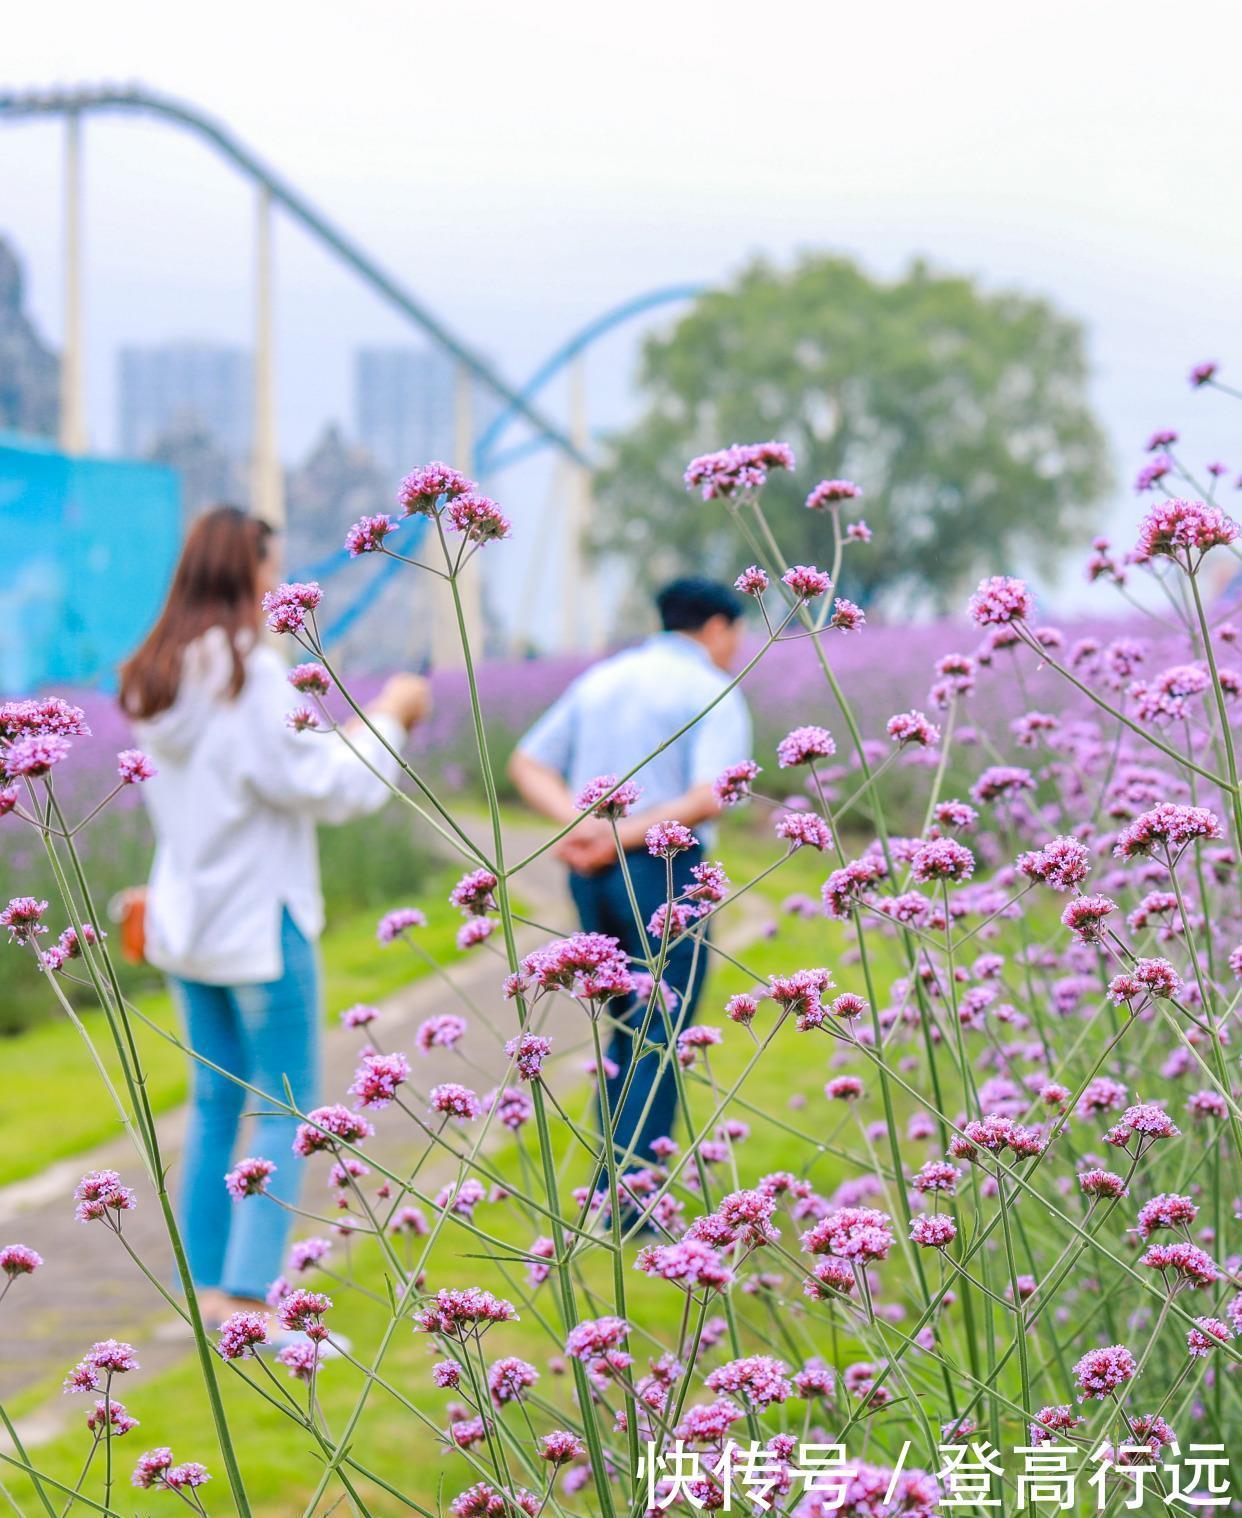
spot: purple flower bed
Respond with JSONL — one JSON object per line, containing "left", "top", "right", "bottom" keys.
{"left": 3, "top": 381, "right": 1241, "bottom": 1514}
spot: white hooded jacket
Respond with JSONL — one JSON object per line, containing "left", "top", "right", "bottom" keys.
{"left": 132, "top": 629, "right": 402, "bottom": 985}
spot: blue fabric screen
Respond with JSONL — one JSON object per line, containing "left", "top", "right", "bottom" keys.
{"left": 0, "top": 433, "right": 181, "bottom": 691}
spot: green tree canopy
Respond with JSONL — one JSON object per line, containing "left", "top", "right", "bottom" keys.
{"left": 595, "top": 255, "right": 1110, "bottom": 610}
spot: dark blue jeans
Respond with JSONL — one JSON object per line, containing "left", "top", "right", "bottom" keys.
{"left": 569, "top": 845, "right": 707, "bottom": 1169}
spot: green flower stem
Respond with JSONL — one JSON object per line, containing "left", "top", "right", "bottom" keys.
{"left": 1188, "top": 568, "right": 1242, "bottom": 847}
{"left": 1014, "top": 623, "right": 1233, "bottom": 792}
{"left": 590, "top": 1015, "right": 639, "bottom": 1481}
{"left": 436, "top": 523, "right": 619, "bottom": 1518}
{"left": 39, "top": 794, "right": 254, "bottom": 1518}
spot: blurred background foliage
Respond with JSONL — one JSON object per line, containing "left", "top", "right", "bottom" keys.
{"left": 596, "top": 254, "right": 1111, "bottom": 617}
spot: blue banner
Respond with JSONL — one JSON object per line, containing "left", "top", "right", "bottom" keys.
{"left": 0, "top": 433, "right": 182, "bottom": 691}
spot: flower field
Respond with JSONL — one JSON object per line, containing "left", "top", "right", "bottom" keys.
{"left": 1, "top": 368, "right": 1240, "bottom": 1515}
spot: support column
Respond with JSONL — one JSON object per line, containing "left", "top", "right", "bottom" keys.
{"left": 565, "top": 355, "right": 602, "bottom": 651}
{"left": 431, "top": 362, "right": 481, "bottom": 668}
{"left": 59, "top": 111, "right": 86, "bottom": 455}
{"left": 251, "top": 187, "right": 285, "bottom": 528}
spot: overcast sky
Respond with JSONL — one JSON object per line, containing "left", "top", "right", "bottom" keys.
{"left": 4, "top": 0, "right": 1241, "bottom": 632}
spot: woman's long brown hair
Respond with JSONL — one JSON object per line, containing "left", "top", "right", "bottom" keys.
{"left": 119, "top": 505, "right": 274, "bottom": 720}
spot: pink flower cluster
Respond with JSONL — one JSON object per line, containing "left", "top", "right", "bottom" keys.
{"left": 73, "top": 1170, "right": 137, "bottom": 1224}
{"left": 967, "top": 575, "right": 1033, "bottom": 627}
{"left": 398, "top": 461, "right": 474, "bottom": 515}
{"left": 224, "top": 1156, "right": 276, "bottom": 1200}
{"left": 292, "top": 1104, "right": 375, "bottom": 1157}
{"left": 802, "top": 1206, "right": 895, "bottom": 1262}
{"left": 713, "top": 759, "right": 761, "bottom": 805}
{"left": 1016, "top": 834, "right": 1091, "bottom": 891}
{"left": 645, "top": 820, "right": 698, "bottom": 857}
{"left": 350, "top": 1051, "right": 410, "bottom": 1108}
{"left": 574, "top": 773, "right": 641, "bottom": 819}
{"left": 513, "top": 931, "right": 635, "bottom": 1006}
{"left": 1133, "top": 497, "right": 1238, "bottom": 563}
{"left": 344, "top": 513, "right": 398, "bottom": 556}
{"left": 262, "top": 581, "right": 323, "bottom": 635}
{"left": 376, "top": 906, "right": 427, "bottom": 943}
{"left": 805, "top": 478, "right": 861, "bottom": 510}
{"left": 416, "top": 1287, "right": 519, "bottom": 1338}
{"left": 449, "top": 868, "right": 498, "bottom": 916}
{"left": 684, "top": 441, "right": 795, "bottom": 500}
{"left": 777, "top": 724, "right": 835, "bottom": 767}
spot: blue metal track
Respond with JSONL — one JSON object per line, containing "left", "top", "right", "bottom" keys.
{"left": 475, "top": 283, "right": 703, "bottom": 471}
{"left": 0, "top": 86, "right": 704, "bottom": 651}
{"left": 0, "top": 84, "right": 586, "bottom": 466}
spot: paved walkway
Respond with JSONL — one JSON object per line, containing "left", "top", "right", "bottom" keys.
{"left": 1, "top": 818, "right": 764, "bottom": 1449}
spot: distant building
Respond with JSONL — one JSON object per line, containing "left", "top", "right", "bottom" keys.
{"left": 354, "top": 346, "right": 455, "bottom": 483}
{"left": 353, "top": 346, "right": 500, "bottom": 483}
{"left": 284, "top": 422, "right": 427, "bottom": 669}
{"left": 0, "top": 237, "right": 59, "bottom": 439}
{"left": 117, "top": 342, "right": 251, "bottom": 460}
{"left": 285, "top": 422, "right": 389, "bottom": 570}
{"left": 146, "top": 416, "right": 247, "bottom": 521}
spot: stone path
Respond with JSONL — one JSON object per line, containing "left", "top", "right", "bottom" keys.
{"left": 1, "top": 818, "right": 765, "bottom": 1450}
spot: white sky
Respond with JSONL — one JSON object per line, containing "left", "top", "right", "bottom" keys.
{"left": 4, "top": 0, "right": 1242, "bottom": 632}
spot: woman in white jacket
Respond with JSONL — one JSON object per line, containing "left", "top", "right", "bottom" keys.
{"left": 120, "top": 506, "right": 427, "bottom": 1322}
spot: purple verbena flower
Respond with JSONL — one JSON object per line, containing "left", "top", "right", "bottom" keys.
{"left": 0, "top": 1243, "right": 43, "bottom": 1278}
{"left": 781, "top": 564, "right": 832, "bottom": 601}
{"left": 3, "top": 733, "right": 71, "bottom": 778}
{"left": 447, "top": 494, "right": 511, "bottom": 543}
{"left": 2, "top": 896, "right": 49, "bottom": 944}
{"left": 645, "top": 820, "right": 697, "bottom": 858}
{"left": 1073, "top": 1343, "right": 1136, "bottom": 1400}
{"left": 575, "top": 774, "right": 641, "bottom": 819}
{"left": 116, "top": 749, "right": 156, "bottom": 784}
{"left": 734, "top": 565, "right": 769, "bottom": 596}
{"left": 777, "top": 725, "right": 835, "bottom": 767}
{"left": 376, "top": 906, "right": 427, "bottom": 944}
{"left": 224, "top": 1156, "right": 276, "bottom": 1200}
{"left": 217, "top": 1311, "right": 270, "bottom": 1360}
{"left": 344, "top": 513, "right": 398, "bottom": 556}
{"left": 967, "top": 575, "right": 1032, "bottom": 628}
{"left": 262, "top": 581, "right": 323, "bottom": 636}
{"left": 684, "top": 442, "right": 794, "bottom": 501}
{"left": 397, "top": 462, "right": 474, "bottom": 515}
{"left": 806, "top": 479, "right": 861, "bottom": 510}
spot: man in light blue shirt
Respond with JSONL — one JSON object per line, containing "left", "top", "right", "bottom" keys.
{"left": 509, "top": 577, "right": 753, "bottom": 1169}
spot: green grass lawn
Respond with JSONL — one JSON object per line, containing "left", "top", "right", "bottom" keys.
{"left": 0, "top": 871, "right": 473, "bottom": 1190}
{"left": 7, "top": 834, "right": 923, "bottom": 1516}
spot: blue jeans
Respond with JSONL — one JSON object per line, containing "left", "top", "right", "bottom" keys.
{"left": 569, "top": 846, "right": 708, "bottom": 1169}
{"left": 170, "top": 909, "right": 320, "bottom": 1300}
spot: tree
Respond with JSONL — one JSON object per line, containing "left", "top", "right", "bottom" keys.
{"left": 595, "top": 255, "right": 1110, "bottom": 610}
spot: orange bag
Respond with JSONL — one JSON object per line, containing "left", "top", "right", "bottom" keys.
{"left": 112, "top": 887, "right": 148, "bottom": 965}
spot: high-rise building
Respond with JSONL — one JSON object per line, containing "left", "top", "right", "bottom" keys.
{"left": 283, "top": 422, "right": 425, "bottom": 669}
{"left": 353, "top": 346, "right": 500, "bottom": 482}
{"left": 117, "top": 342, "right": 251, "bottom": 460}
{"left": 354, "top": 346, "right": 455, "bottom": 482}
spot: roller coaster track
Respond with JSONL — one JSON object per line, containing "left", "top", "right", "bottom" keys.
{"left": 0, "top": 83, "right": 586, "bottom": 466}
{"left": 0, "top": 85, "right": 703, "bottom": 646}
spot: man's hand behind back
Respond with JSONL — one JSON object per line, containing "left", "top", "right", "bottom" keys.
{"left": 555, "top": 815, "right": 617, "bottom": 876}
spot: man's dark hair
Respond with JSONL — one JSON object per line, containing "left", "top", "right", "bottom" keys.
{"left": 655, "top": 576, "right": 745, "bottom": 632}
